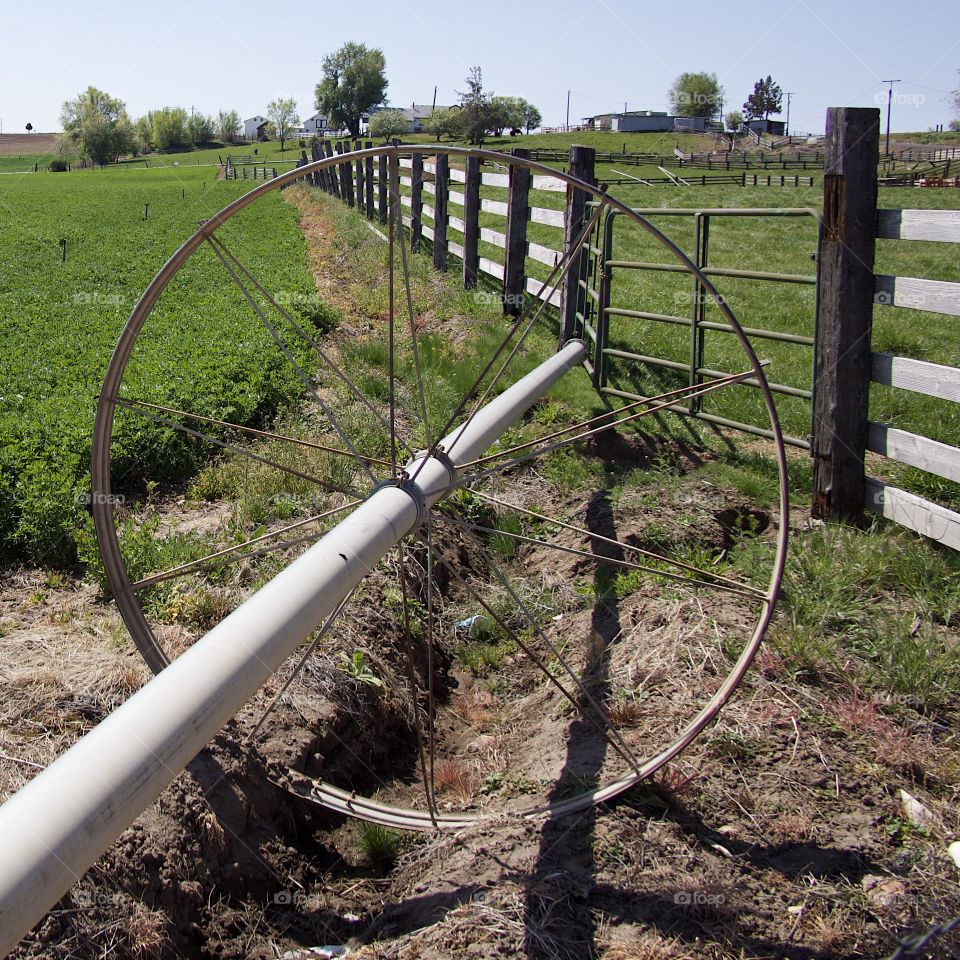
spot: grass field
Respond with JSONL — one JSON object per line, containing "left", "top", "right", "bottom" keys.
{"left": 0, "top": 162, "right": 324, "bottom": 564}
{"left": 0, "top": 130, "right": 957, "bottom": 568}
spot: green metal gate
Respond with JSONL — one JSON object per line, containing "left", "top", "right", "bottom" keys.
{"left": 577, "top": 206, "right": 822, "bottom": 449}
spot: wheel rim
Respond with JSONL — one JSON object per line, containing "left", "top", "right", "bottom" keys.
{"left": 91, "top": 145, "right": 789, "bottom": 827}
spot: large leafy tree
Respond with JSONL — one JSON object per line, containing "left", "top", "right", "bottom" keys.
{"left": 368, "top": 108, "right": 408, "bottom": 141}
{"left": 267, "top": 97, "right": 299, "bottom": 151}
{"left": 421, "top": 106, "right": 461, "bottom": 141}
{"left": 149, "top": 107, "right": 189, "bottom": 151}
{"left": 743, "top": 76, "right": 783, "bottom": 120}
{"left": 457, "top": 66, "right": 492, "bottom": 144}
{"left": 315, "top": 42, "right": 387, "bottom": 137}
{"left": 60, "top": 87, "right": 135, "bottom": 165}
{"left": 216, "top": 110, "right": 241, "bottom": 143}
{"left": 187, "top": 112, "right": 215, "bottom": 146}
{"left": 521, "top": 100, "right": 542, "bottom": 134}
{"left": 667, "top": 72, "right": 724, "bottom": 119}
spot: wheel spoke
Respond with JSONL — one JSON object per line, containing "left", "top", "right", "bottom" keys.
{"left": 469, "top": 491, "right": 767, "bottom": 600}
{"left": 131, "top": 500, "right": 359, "bottom": 591}
{"left": 206, "top": 233, "right": 415, "bottom": 460}
{"left": 206, "top": 236, "right": 378, "bottom": 484}
{"left": 464, "top": 364, "right": 767, "bottom": 469}
{"left": 120, "top": 398, "right": 391, "bottom": 467}
{"left": 457, "top": 364, "right": 766, "bottom": 487}
{"left": 116, "top": 397, "right": 363, "bottom": 499}
{"left": 407, "top": 193, "right": 609, "bottom": 486}
{"left": 450, "top": 515, "right": 765, "bottom": 602}
{"left": 426, "top": 533, "right": 643, "bottom": 777}
{"left": 396, "top": 544, "right": 438, "bottom": 827}
{"left": 390, "top": 154, "right": 431, "bottom": 450}
{"left": 248, "top": 589, "right": 356, "bottom": 740}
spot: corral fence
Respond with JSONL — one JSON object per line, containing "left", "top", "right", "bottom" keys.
{"left": 526, "top": 147, "right": 823, "bottom": 170}
{"left": 286, "top": 114, "right": 958, "bottom": 548}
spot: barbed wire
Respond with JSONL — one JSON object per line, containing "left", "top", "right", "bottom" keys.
{"left": 885, "top": 916, "right": 960, "bottom": 960}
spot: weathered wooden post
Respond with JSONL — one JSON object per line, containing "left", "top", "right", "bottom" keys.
{"left": 324, "top": 140, "right": 340, "bottom": 198}
{"left": 811, "top": 107, "right": 880, "bottom": 522}
{"left": 561, "top": 145, "right": 596, "bottom": 340}
{"left": 365, "top": 142, "right": 375, "bottom": 219}
{"left": 433, "top": 153, "right": 449, "bottom": 271}
{"left": 410, "top": 153, "right": 424, "bottom": 250}
{"left": 503, "top": 147, "right": 532, "bottom": 316}
{"left": 463, "top": 156, "right": 481, "bottom": 289}
{"left": 378, "top": 154, "right": 388, "bottom": 225}
{"left": 310, "top": 142, "right": 323, "bottom": 190}
{"left": 337, "top": 142, "right": 355, "bottom": 207}
{"left": 354, "top": 139, "right": 364, "bottom": 210}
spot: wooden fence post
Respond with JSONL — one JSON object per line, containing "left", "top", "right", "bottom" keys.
{"left": 337, "top": 142, "right": 355, "bottom": 207}
{"left": 811, "top": 107, "right": 880, "bottom": 522}
{"left": 324, "top": 140, "right": 340, "bottom": 199}
{"left": 561, "top": 145, "right": 596, "bottom": 340}
{"left": 410, "top": 153, "right": 423, "bottom": 250}
{"left": 364, "top": 143, "right": 374, "bottom": 219}
{"left": 433, "top": 153, "right": 449, "bottom": 271}
{"left": 462, "top": 156, "right": 481, "bottom": 289}
{"left": 378, "top": 154, "right": 388, "bottom": 225}
{"left": 503, "top": 147, "right": 531, "bottom": 316}
{"left": 310, "top": 142, "right": 323, "bottom": 190}
{"left": 354, "top": 140, "right": 364, "bottom": 211}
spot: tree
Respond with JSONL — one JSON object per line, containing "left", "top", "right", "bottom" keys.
{"left": 457, "top": 66, "right": 492, "bottom": 145}
{"left": 743, "top": 76, "right": 783, "bottom": 120}
{"left": 314, "top": 42, "right": 387, "bottom": 137}
{"left": 60, "top": 87, "right": 135, "bottom": 165}
{"left": 421, "top": 106, "right": 461, "bottom": 141}
{"left": 368, "top": 108, "right": 408, "bottom": 141}
{"left": 149, "top": 107, "right": 189, "bottom": 151}
{"left": 521, "top": 101, "right": 542, "bottom": 134}
{"left": 187, "top": 112, "right": 215, "bottom": 146}
{"left": 267, "top": 96, "right": 299, "bottom": 151}
{"left": 488, "top": 96, "right": 524, "bottom": 136}
{"left": 25, "top": 123, "right": 33, "bottom": 133}
{"left": 216, "top": 109, "right": 241, "bottom": 143}
{"left": 667, "top": 72, "right": 724, "bottom": 119}
{"left": 134, "top": 115, "right": 152, "bottom": 154}
{"left": 725, "top": 110, "right": 744, "bottom": 131}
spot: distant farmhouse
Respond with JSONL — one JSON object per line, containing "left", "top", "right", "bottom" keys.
{"left": 582, "top": 110, "right": 723, "bottom": 133}
{"left": 243, "top": 116, "right": 269, "bottom": 140}
{"left": 582, "top": 109, "right": 784, "bottom": 136}
{"left": 365, "top": 103, "right": 459, "bottom": 135}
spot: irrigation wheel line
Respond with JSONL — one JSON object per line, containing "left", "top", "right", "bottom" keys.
{"left": 91, "top": 144, "right": 789, "bottom": 828}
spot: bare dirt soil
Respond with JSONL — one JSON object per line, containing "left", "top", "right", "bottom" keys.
{"left": 0, "top": 133, "right": 60, "bottom": 156}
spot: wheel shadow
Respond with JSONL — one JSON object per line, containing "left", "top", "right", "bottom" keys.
{"left": 522, "top": 488, "right": 623, "bottom": 959}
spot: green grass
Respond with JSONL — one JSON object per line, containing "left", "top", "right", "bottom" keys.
{"left": 0, "top": 163, "right": 321, "bottom": 564}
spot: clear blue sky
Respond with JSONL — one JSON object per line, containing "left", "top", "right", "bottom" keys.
{"left": 1, "top": 0, "right": 956, "bottom": 135}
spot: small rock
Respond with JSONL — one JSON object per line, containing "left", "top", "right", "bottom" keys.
{"left": 948, "top": 841, "right": 960, "bottom": 871}
{"left": 716, "top": 824, "right": 738, "bottom": 837}
{"left": 862, "top": 874, "right": 906, "bottom": 911}
{"left": 468, "top": 735, "right": 497, "bottom": 754}
{"left": 899, "top": 788, "right": 936, "bottom": 829}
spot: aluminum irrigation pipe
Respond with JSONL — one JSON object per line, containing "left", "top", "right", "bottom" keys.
{"left": 0, "top": 338, "right": 586, "bottom": 957}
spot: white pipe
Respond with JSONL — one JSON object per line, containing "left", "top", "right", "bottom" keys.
{"left": 0, "top": 339, "right": 585, "bottom": 956}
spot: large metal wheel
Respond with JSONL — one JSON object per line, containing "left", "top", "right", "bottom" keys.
{"left": 91, "top": 145, "right": 788, "bottom": 830}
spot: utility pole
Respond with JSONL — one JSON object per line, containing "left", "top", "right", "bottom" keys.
{"left": 431, "top": 85, "right": 437, "bottom": 115}
{"left": 565, "top": 90, "right": 570, "bottom": 131}
{"left": 785, "top": 92, "right": 795, "bottom": 135}
{"left": 882, "top": 80, "right": 901, "bottom": 156}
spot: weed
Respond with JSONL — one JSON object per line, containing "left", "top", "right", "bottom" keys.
{"left": 356, "top": 821, "right": 405, "bottom": 869}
